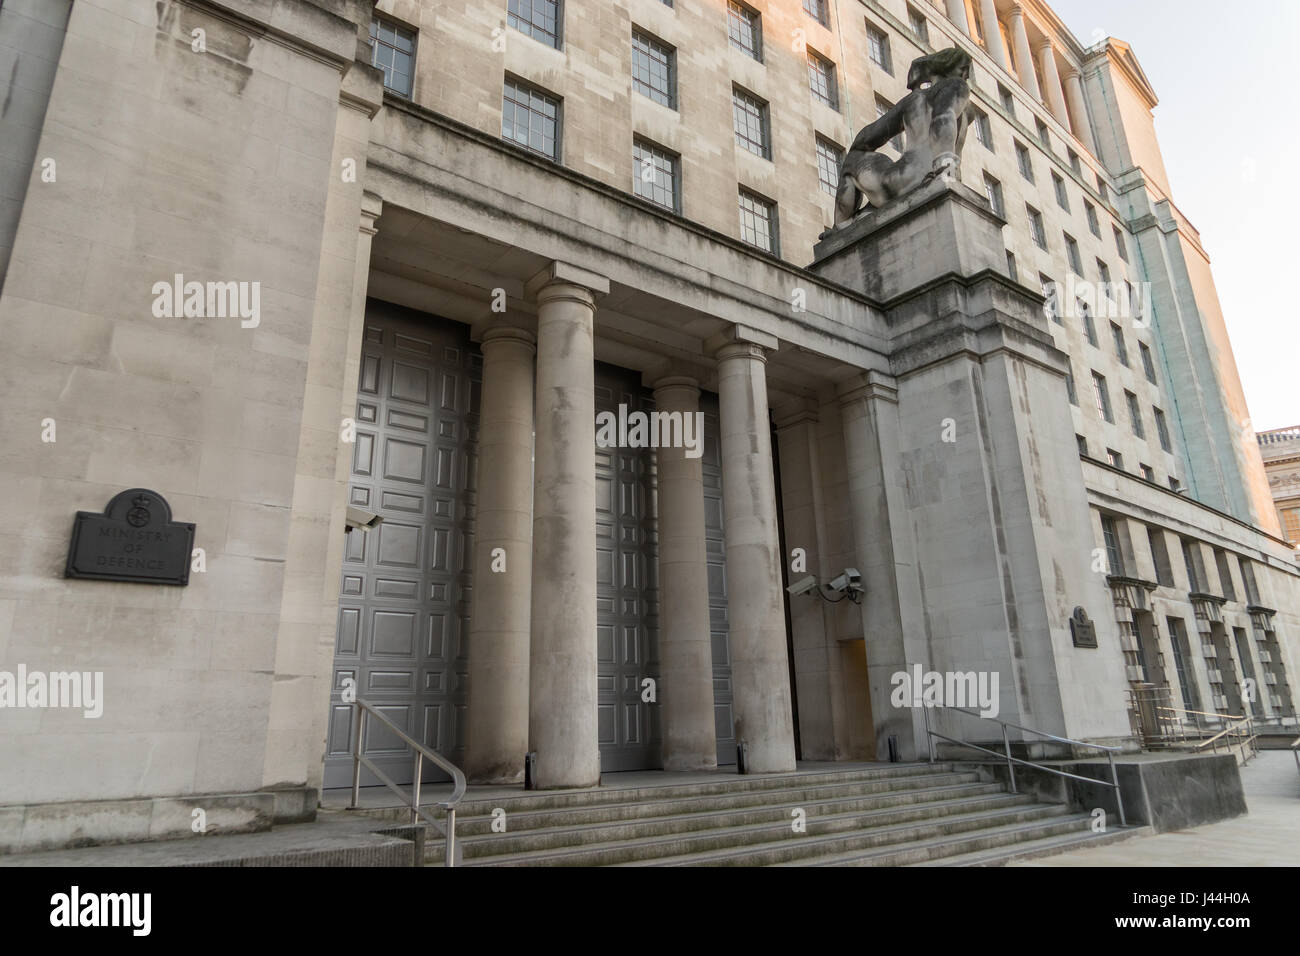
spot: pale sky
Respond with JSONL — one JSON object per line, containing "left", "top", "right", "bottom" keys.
{"left": 1051, "top": 0, "right": 1300, "bottom": 432}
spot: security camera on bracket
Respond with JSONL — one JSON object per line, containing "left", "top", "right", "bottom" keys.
{"left": 785, "top": 568, "right": 863, "bottom": 605}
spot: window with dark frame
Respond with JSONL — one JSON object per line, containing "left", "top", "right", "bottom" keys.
{"left": 507, "top": 0, "right": 561, "bottom": 49}
{"left": 807, "top": 49, "right": 838, "bottom": 109}
{"left": 633, "top": 138, "right": 680, "bottom": 213}
{"left": 815, "top": 137, "right": 843, "bottom": 196}
{"left": 727, "top": 1, "right": 762, "bottom": 61}
{"left": 908, "top": 6, "right": 929, "bottom": 43}
{"left": 632, "top": 30, "right": 676, "bottom": 108}
{"left": 369, "top": 16, "right": 416, "bottom": 97}
{"left": 732, "top": 86, "right": 770, "bottom": 158}
{"left": 502, "top": 77, "right": 561, "bottom": 160}
{"left": 802, "top": 0, "right": 829, "bottom": 27}
{"left": 738, "top": 189, "right": 778, "bottom": 253}
{"left": 866, "top": 22, "right": 892, "bottom": 73}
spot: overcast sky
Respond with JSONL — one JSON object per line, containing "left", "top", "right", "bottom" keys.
{"left": 1050, "top": 0, "right": 1300, "bottom": 432}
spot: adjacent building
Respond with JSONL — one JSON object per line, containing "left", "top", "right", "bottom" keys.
{"left": 0, "top": 0, "right": 1296, "bottom": 851}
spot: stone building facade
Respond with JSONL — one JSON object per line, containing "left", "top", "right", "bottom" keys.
{"left": 1258, "top": 426, "right": 1300, "bottom": 554}
{"left": 0, "top": 0, "right": 1296, "bottom": 850}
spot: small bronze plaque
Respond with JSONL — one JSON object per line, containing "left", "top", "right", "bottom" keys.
{"left": 1069, "top": 605, "right": 1097, "bottom": 648}
{"left": 65, "top": 489, "right": 195, "bottom": 585}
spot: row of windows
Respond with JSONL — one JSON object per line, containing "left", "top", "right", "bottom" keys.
{"left": 1067, "top": 367, "right": 1173, "bottom": 450}
{"left": 1101, "top": 517, "right": 1264, "bottom": 609}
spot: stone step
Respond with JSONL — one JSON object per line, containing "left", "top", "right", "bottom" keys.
{"left": 444, "top": 788, "right": 1033, "bottom": 858}
{"left": 452, "top": 801, "right": 1067, "bottom": 867}
{"left": 913, "top": 822, "right": 1153, "bottom": 866}
{"left": 450, "top": 773, "right": 991, "bottom": 836}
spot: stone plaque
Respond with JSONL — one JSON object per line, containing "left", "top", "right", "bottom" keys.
{"left": 1069, "top": 606, "right": 1097, "bottom": 648}
{"left": 65, "top": 489, "right": 195, "bottom": 585}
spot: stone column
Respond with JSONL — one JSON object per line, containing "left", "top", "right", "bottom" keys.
{"left": 1008, "top": 5, "right": 1041, "bottom": 101}
{"left": 652, "top": 376, "right": 718, "bottom": 771}
{"left": 715, "top": 336, "right": 797, "bottom": 773}
{"left": 945, "top": 0, "right": 971, "bottom": 36}
{"left": 977, "top": 0, "right": 1007, "bottom": 69}
{"left": 1063, "top": 69, "right": 1098, "bottom": 155}
{"left": 527, "top": 263, "right": 608, "bottom": 789}
{"left": 465, "top": 326, "right": 536, "bottom": 784}
{"left": 1037, "top": 38, "right": 1069, "bottom": 123}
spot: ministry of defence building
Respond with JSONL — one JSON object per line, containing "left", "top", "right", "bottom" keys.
{"left": 1, "top": 0, "right": 1297, "bottom": 851}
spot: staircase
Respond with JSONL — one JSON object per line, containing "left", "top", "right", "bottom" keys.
{"left": 349, "top": 763, "right": 1144, "bottom": 866}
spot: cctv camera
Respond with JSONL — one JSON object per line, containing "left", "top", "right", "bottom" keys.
{"left": 345, "top": 506, "right": 383, "bottom": 532}
{"left": 826, "top": 568, "right": 861, "bottom": 594}
{"left": 786, "top": 574, "right": 818, "bottom": 596}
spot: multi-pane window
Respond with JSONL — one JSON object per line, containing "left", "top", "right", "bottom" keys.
{"left": 802, "top": 0, "right": 829, "bottom": 27}
{"left": 727, "top": 1, "right": 762, "bottom": 61}
{"left": 1041, "top": 274, "right": 1061, "bottom": 324}
{"left": 1111, "top": 321, "right": 1129, "bottom": 366}
{"left": 1113, "top": 225, "right": 1129, "bottom": 262}
{"left": 732, "top": 87, "right": 770, "bottom": 158}
{"left": 1125, "top": 390, "right": 1144, "bottom": 437}
{"left": 1167, "top": 617, "right": 1200, "bottom": 711}
{"left": 866, "top": 23, "right": 892, "bottom": 73}
{"left": 1154, "top": 406, "right": 1171, "bottom": 451}
{"left": 983, "top": 173, "right": 1004, "bottom": 217}
{"left": 738, "top": 189, "right": 777, "bottom": 253}
{"left": 1093, "top": 372, "right": 1113, "bottom": 422}
{"left": 1139, "top": 463, "right": 1155, "bottom": 482}
{"left": 1084, "top": 200, "right": 1100, "bottom": 237}
{"left": 632, "top": 31, "right": 675, "bottom": 108}
{"left": 633, "top": 139, "right": 680, "bottom": 212}
{"left": 1005, "top": 250, "right": 1017, "bottom": 282}
{"left": 875, "top": 97, "right": 903, "bottom": 152}
{"left": 1181, "top": 538, "right": 1205, "bottom": 592}
{"left": 1149, "top": 528, "right": 1174, "bottom": 586}
{"left": 1027, "top": 205, "right": 1046, "bottom": 249}
{"left": 1068, "top": 148, "right": 1082, "bottom": 175}
{"left": 369, "top": 17, "right": 416, "bottom": 97}
{"left": 807, "top": 50, "right": 838, "bottom": 108}
{"left": 815, "top": 137, "right": 843, "bottom": 196}
{"left": 1065, "top": 368, "right": 1078, "bottom": 405}
{"left": 1036, "top": 118, "right": 1051, "bottom": 148}
{"left": 508, "top": 0, "right": 561, "bottom": 49}
{"left": 1140, "top": 342, "right": 1158, "bottom": 383}
{"left": 1015, "top": 141, "right": 1033, "bottom": 182}
{"left": 1065, "top": 233, "right": 1082, "bottom": 275}
{"left": 1214, "top": 550, "right": 1237, "bottom": 601}
{"left": 1169, "top": 476, "right": 1182, "bottom": 492}
{"left": 998, "top": 84, "right": 1015, "bottom": 115}
{"left": 1097, "top": 174, "right": 1109, "bottom": 201}
{"left": 1052, "top": 172, "right": 1069, "bottom": 210}
{"left": 1106, "top": 448, "right": 1123, "bottom": 470}
{"left": 908, "top": 6, "right": 929, "bottom": 43}
{"left": 502, "top": 77, "right": 560, "bottom": 159}
{"left": 1097, "top": 259, "right": 1111, "bottom": 288}
{"left": 1082, "top": 304, "right": 1097, "bottom": 345}
{"left": 1283, "top": 509, "right": 1300, "bottom": 545}
{"left": 972, "top": 108, "right": 993, "bottom": 149}
{"left": 1101, "top": 515, "right": 1125, "bottom": 574}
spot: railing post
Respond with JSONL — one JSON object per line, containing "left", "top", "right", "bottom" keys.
{"left": 1108, "top": 751, "right": 1126, "bottom": 827}
{"left": 445, "top": 808, "right": 457, "bottom": 868}
{"left": 923, "top": 705, "right": 935, "bottom": 762}
{"left": 350, "top": 702, "right": 364, "bottom": 809}
{"left": 1001, "top": 723, "right": 1017, "bottom": 794}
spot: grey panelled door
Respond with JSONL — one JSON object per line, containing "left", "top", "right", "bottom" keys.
{"left": 324, "top": 304, "right": 480, "bottom": 790}
{"left": 595, "top": 363, "right": 662, "bottom": 772}
{"left": 701, "top": 393, "right": 737, "bottom": 766}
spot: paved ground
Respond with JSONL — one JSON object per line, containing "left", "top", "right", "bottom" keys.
{"left": 1011, "top": 750, "right": 1300, "bottom": 866}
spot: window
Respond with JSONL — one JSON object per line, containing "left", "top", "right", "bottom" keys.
{"left": 1084, "top": 200, "right": 1100, "bottom": 237}
{"left": 983, "top": 173, "right": 1004, "bottom": 217}
{"left": 866, "top": 22, "right": 892, "bottom": 73}
{"left": 369, "top": 17, "right": 416, "bottom": 97}
{"left": 1036, "top": 118, "right": 1051, "bottom": 148}
{"left": 1065, "top": 368, "right": 1078, "bottom": 405}
{"left": 1214, "top": 549, "right": 1236, "bottom": 601}
{"left": 732, "top": 87, "right": 770, "bottom": 158}
{"left": 1181, "top": 538, "right": 1205, "bottom": 592}
{"left": 815, "top": 137, "right": 843, "bottom": 196}
{"left": 1139, "top": 463, "right": 1155, "bottom": 482}
{"left": 908, "top": 6, "right": 930, "bottom": 43}
{"left": 738, "top": 189, "right": 777, "bottom": 253}
{"left": 632, "top": 31, "right": 675, "bottom": 108}
{"left": 1238, "top": 556, "right": 1260, "bottom": 604}
{"left": 803, "top": 0, "right": 829, "bottom": 27}
{"left": 1015, "top": 141, "right": 1033, "bottom": 182}
{"left": 1092, "top": 372, "right": 1112, "bottom": 422}
{"left": 1041, "top": 274, "right": 1061, "bottom": 324}
{"left": 633, "top": 138, "right": 680, "bottom": 212}
{"left": 1065, "top": 233, "right": 1082, "bottom": 275}
{"left": 998, "top": 84, "right": 1015, "bottom": 115}
{"left": 875, "top": 96, "right": 903, "bottom": 152}
{"left": 1027, "top": 205, "right": 1046, "bottom": 249}
{"left": 1005, "top": 250, "right": 1018, "bottom": 282}
{"left": 1148, "top": 529, "right": 1174, "bottom": 586}
{"left": 1233, "top": 627, "right": 1260, "bottom": 716}
{"left": 1168, "top": 476, "right": 1181, "bottom": 492}
{"left": 1096, "top": 174, "right": 1108, "bottom": 201}
{"left": 1167, "top": 617, "right": 1200, "bottom": 711}
{"left": 1107, "top": 448, "right": 1123, "bottom": 469}
{"left": 1125, "top": 390, "right": 1144, "bottom": 437}
{"left": 502, "top": 77, "right": 561, "bottom": 159}
{"left": 1081, "top": 301, "right": 1097, "bottom": 345}
{"left": 727, "top": 1, "right": 762, "bottom": 61}
{"left": 1076, "top": 434, "right": 1088, "bottom": 455}
{"left": 972, "top": 108, "right": 993, "bottom": 149}
{"left": 1281, "top": 508, "right": 1300, "bottom": 545}
{"left": 1101, "top": 515, "right": 1125, "bottom": 574}
{"left": 1097, "top": 259, "right": 1111, "bottom": 289}
{"left": 1111, "top": 321, "right": 1129, "bottom": 366}
{"left": 1113, "top": 225, "right": 1129, "bottom": 262}
{"left": 1068, "top": 148, "right": 1082, "bottom": 176}
{"left": 508, "top": 0, "right": 561, "bottom": 49}
{"left": 1052, "top": 172, "right": 1069, "bottom": 211}
{"left": 807, "top": 50, "right": 838, "bottom": 109}
{"left": 1140, "top": 342, "right": 1157, "bottom": 383}
{"left": 1154, "top": 406, "right": 1171, "bottom": 451}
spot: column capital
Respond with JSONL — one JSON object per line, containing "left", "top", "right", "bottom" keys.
{"left": 705, "top": 323, "right": 778, "bottom": 358}
{"left": 651, "top": 375, "right": 701, "bottom": 396}
{"left": 1008, "top": 3, "right": 1025, "bottom": 21}
{"left": 1036, "top": 36, "right": 1055, "bottom": 54}
{"left": 715, "top": 342, "right": 769, "bottom": 366}
{"left": 525, "top": 261, "right": 610, "bottom": 301}
{"left": 836, "top": 371, "right": 899, "bottom": 407}
{"left": 359, "top": 191, "right": 383, "bottom": 236}
{"left": 480, "top": 325, "right": 537, "bottom": 352}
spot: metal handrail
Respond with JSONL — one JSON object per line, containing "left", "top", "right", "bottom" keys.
{"left": 1291, "top": 736, "right": 1299, "bottom": 775}
{"left": 1151, "top": 704, "right": 1258, "bottom": 763}
{"left": 348, "top": 698, "right": 467, "bottom": 867}
{"left": 922, "top": 705, "right": 1127, "bottom": 827}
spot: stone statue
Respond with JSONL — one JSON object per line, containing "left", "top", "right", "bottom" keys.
{"left": 833, "top": 47, "right": 974, "bottom": 226}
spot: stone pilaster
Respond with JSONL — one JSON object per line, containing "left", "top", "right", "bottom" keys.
{"left": 1063, "top": 69, "right": 1098, "bottom": 155}
{"left": 1008, "top": 6, "right": 1041, "bottom": 101}
{"left": 945, "top": 0, "right": 972, "bottom": 36}
{"left": 1037, "top": 38, "right": 1070, "bottom": 124}
{"left": 977, "top": 0, "right": 1008, "bottom": 69}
